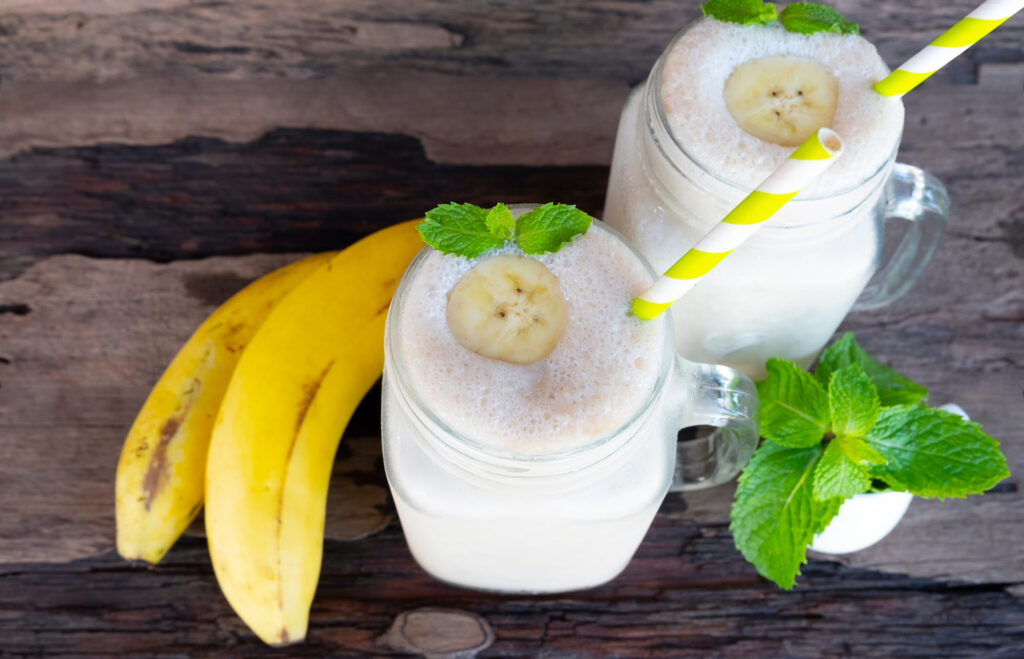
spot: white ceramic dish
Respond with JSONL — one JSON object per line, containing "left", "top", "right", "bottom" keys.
{"left": 809, "top": 403, "right": 968, "bottom": 555}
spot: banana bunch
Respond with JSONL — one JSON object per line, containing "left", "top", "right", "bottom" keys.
{"left": 116, "top": 251, "right": 336, "bottom": 564}
{"left": 115, "top": 220, "right": 423, "bottom": 645}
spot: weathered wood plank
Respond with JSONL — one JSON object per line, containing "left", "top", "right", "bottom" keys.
{"left": 0, "top": 130, "right": 607, "bottom": 283}
{"left": 0, "top": 0, "right": 1020, "bottom": 160}
{"left": 0, "top": 1, "right": 1019, "bottom": 87}
{"left": 0, "top": 61, "right": 1021, "bottom": 284}
{"left": 0, "top": 74, "right": 628, "bottom": 165}
{"left": 0, "top": 0, "right": 687, "bottom": 83}
{"left": 1, "top": 525, "right": 1022, "bottom": 656}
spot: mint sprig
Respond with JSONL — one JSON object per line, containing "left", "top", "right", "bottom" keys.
{"left": 756, "top": 359, "right": 829, "bottom": 448}
{"left": 417, "top": 203, "right": 504, "bottom": 259}
{"left": 865, "top": 406, "right": 1009, "bottom": 499}
{"left": 731, "top": 333, "right": 1010, "bottom": 589}
{"left": 731, "top": 442, "right": 842, "bottom": 589}
{"left": 417, "top": 202, "right": 592, "bottom": 258}
{"left": 780, "top": 3, "right": 859, "bottom": 36}
{"left": 816, "top": 333, "right": 928, "bottom": 406}
{"left": 701, "top": 0, "right": 777, "bottom": 26}
{"left": 701, "top": 0, "right": 860, "bottom": 36}
{"left": 828, "top": 363, "right": 879, "bottom": 437}
{"left": 813, "top": 439, "right": 873, "bottom": 500}
{"left": 485, "top": 202, "right": 515, "bottom": 241}
{"left": 515, "top": 203, "right": 594, "bottom": 255}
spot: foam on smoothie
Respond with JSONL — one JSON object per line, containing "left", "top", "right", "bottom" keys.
{"left": 661, "top": 20, "right": 903, "bottom": 195}
{"left": 396, "top": 226, "right": 665, "bottom": 453}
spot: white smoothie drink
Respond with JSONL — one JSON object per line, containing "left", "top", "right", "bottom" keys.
{"left": 382, "top": 219, "right": 675, "bottom": 593}
{"left": 604, "top": 19, "right": 906, "bottom": 379}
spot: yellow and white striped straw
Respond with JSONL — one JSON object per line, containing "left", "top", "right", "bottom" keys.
{"left": 631, "top": 128, "right": 843, "bottom": 321}
{"left": 874, "top": 0, "right": 1024, "bottom": 97}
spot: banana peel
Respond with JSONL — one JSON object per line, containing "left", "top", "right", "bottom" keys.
{"left": 115, "top": 251, "right": 335, "bottom": 564}
{"left": 204, "top": 220, "right": 423, "bottom": 645}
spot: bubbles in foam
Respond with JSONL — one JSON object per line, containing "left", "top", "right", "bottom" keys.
{"left": 661, "top": 20, "right": 903, "bottom": 195}
{"left": 396, "top": 227, "right": 665, "bottom": 453}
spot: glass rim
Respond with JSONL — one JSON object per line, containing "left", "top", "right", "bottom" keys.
{"left": 645, "top": 18, "right": 902, "bottom": 213}
{"left": 384, "top": 215, "right": 675, "bottom": 476}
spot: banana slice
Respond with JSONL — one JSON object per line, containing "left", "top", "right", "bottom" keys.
{"left": 446, "top": 254, "right": 569, "bottom": 365}
{"left": 723, "top": 55, "right": 839, "bottom": 147}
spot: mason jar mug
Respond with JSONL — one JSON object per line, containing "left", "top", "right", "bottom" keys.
{"left": 381, "top": 220, "right": 760, "bottom": 593}
{"left": 604, "top": 24, "right": 948, "bottom": 379}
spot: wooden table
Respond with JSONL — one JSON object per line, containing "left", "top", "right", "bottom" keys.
{"left": 2, "top": 1, "right": 1022, "bottom": 655}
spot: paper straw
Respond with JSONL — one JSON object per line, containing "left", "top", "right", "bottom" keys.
{"left": 874, "top": 0, "right": 1024, "bottom": 97}
{"left": 631, "top": 128, "right": 843, "bottom": 321}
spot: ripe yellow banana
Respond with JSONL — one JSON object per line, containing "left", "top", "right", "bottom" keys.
{"left": 115, "top": 251, "right": 336, "bottom": 564}
{"left": 204, "top": 220, "right": 423, "bottom": 646}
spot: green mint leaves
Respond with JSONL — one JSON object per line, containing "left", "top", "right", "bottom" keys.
{"left": 780, "top": 3, "right": 859, "bottom": 35}
{"left": 816, "top": 333, "right": 928, "bottom": 406}
{"left": 828, "top": 364, "right": 880, "bottom": 437}
{"left": 865, "top": 406, "right": 1009, "bottom": 499}
{"left": 701, "top": 1, "right": 860, "bottom": 36}
{"left": 732, "top": 442, "right": 842, "bottom": 589}
{"left": 515, "top": 203, "right": 594, "bottom": 255}
{"left": 418, "top": 203, "right": 504, "bottom": 259}
{"left": 756, "top": 360, "right": 830, "bottom": 448}
{"left": 417, "top": 202, "right": 592, "bottom": 259}
{"left": 485, "top": 202, "right": 515, "bottom": 241}
{"left": 813, "top": 438, "right": 873, "bottom": 500}
{"left": 732, "top": 333, "right": 1009, "bottom": 589}
{"left": 701, "top": 0, "right": 777, "bottom": 26}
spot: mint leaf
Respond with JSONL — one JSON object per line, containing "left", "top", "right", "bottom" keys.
{"left": 417, "top": 203, "right": 505, "bottom": 258}
{"left": 813, "top": 439, "right": 872, "bottom": 500}
{"left": 828, "top": 364, "right": 880, "bottom": 438}
{"left": 838, "top": 436, "right": 886, "bottom": 466}
{"left": 485, "top": 202, "right": 515, "bottom": 241}
{"left": 780, "top": 2, "right": 859, "bottom": 35}
{"left": 816, "top": 333, "right": 927, "bottom": 406}
{"left": 756, "top": 358, "right": 830, "bottom": 448}
{"left": 701, "top": 0, "right": 777, "bottom": 26}
{"left": 514, "top": 203, "right": 593, "bottom": 255}
{"left": 865, "top": 406, "right": 1010, "bottom": 498}
{"left": 731, "top": 442, "right": 842, "bottom": 589}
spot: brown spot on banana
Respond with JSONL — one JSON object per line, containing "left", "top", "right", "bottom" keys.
{"left": 275, "top": 359, "right": 336, "bottom": 617}
{"left": 294, "top": 361, "right": 335, "bottom": 433}
{"left": 141, "top": 377, "right": 203, "bottom": 511}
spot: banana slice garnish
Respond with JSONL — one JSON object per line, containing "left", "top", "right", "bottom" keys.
{"left": 446, "top": 254, "right": 569, "bottom": 365}
{"left": 723, "top": 55, "right": 839, "bottom": 147}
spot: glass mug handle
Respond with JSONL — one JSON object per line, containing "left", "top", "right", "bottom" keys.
{"left": 662, "top": 355, "right": 760, "bottom": 492}
{"left": 853, "top": 163, "right": 949, "bottom": 311}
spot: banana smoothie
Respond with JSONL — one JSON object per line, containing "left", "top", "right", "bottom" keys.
{"left": 382, "top": 213, "right": 674, "bottom": 592}
{"left": 604, "top": 16, "right": 931, "bottom": 379}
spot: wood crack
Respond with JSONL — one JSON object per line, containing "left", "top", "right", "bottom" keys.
{"left": 0, "top": 303, "right": 32, "bottom": 315}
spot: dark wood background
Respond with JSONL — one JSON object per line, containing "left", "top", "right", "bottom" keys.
{"left": 1, "top": 1, "right": 1022, "bottom": 656}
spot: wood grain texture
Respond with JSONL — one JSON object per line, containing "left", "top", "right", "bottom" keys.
{"left": 0, "top": 0, "right": 1021, "bottom": 162}
{"left": 0, "top": 74, "right": 628, "bottom": 165}
{"left": 1, "top": 524, "right": 1022, "bottom": 657}
{"left": 1, "top": 0, "right": 1018, "bottom": 86}
{"left": 0, "top": 62, "right": 1019, "bottom": 283}
{"left": 0, "top": 130, "right": 607, "bottom": 283}
{"left": 377, "top": 608, "right": 495, "bottom": 657}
